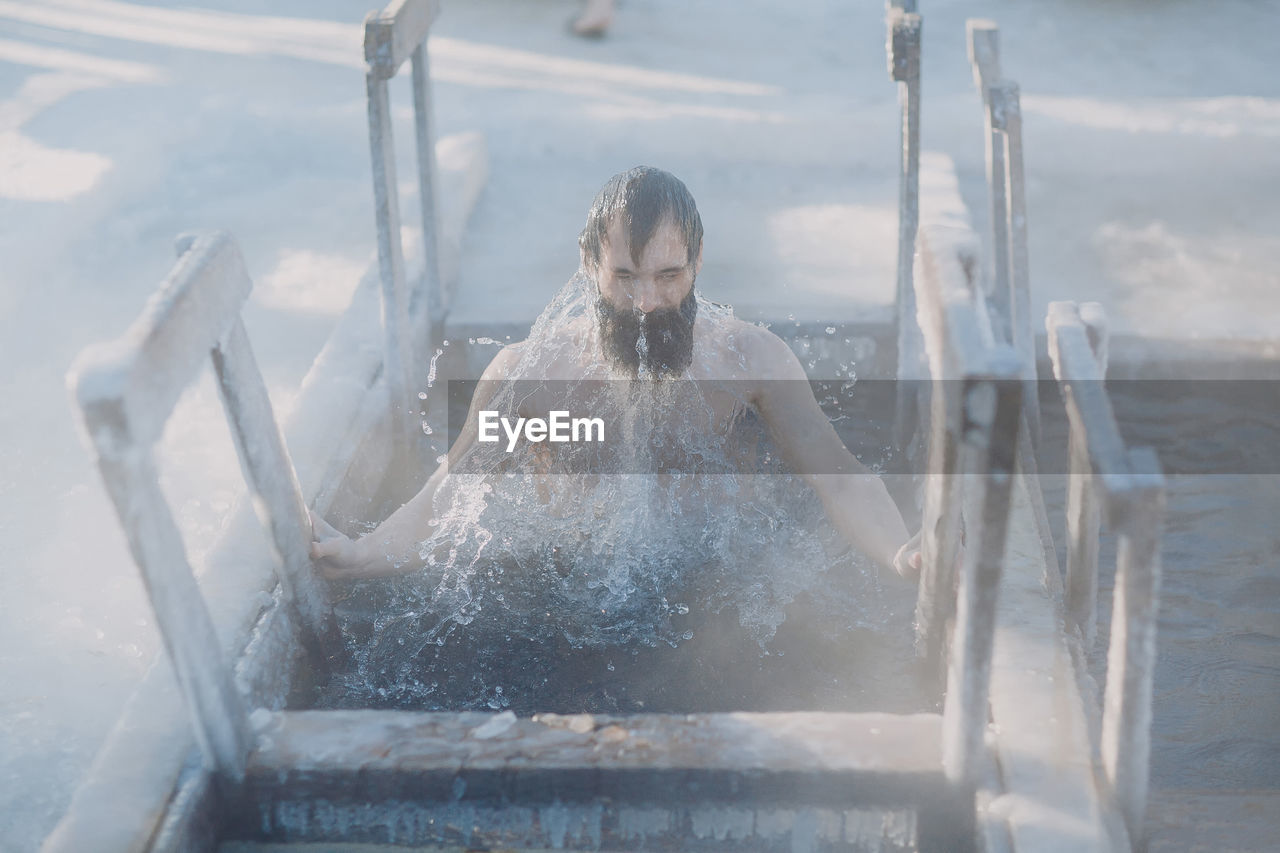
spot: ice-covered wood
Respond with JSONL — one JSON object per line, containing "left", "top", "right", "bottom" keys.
{"left": 1046, "top": 301, "right": 1131, "bottom": 647}
{"left": 886, "top": 8, "right": 923, "bottom": 450}
{"left": 212, "top": 317, "right": 340, "bottom": 660}
{"left": 47, "top": 131, "right": 489, "bottom": 853}
{"left": 233, "top": 711, "right": 972, "bottom": 850}
{"left": 988, "top": 80, "right": 1041, "bottom": 449}
{"left": 87, "top": 448, "right": 252, "bottom": 780}
{"left": 941, "top": 364, "right": 1022, "bottom": 787}
{"left": 363, "top": 0, "right": 440, "bottom": 81}
{"left": 365, "top": 70, "right": 419, "bottom": 458}
{"left": 410, "top": 40, "right": 444, "bottom": 326}
{"left": 247, "top": 711, "right": 945, "bottom": 786}
{"left": 985, "top": 476, "right": 1126, "bottom": 853}
{"left": 70, "top": 231, "right": 251, "bottom": 451}
{"left": 1101, "top": 447, "right": 1165, "bottom": 847}
{"left": 911, "top": 223, "right": 994, "bottom": 676}
{"left": 966, "top": 19, "right": 1012, "bottom": 347}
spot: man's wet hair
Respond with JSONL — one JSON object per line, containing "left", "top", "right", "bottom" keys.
{"left": 579, "top": 166, "right": 704, "bottom": 271}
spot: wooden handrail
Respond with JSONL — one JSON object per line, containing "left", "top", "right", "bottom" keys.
{"left": 1046, "top": 300, "right": 1166, "bottom": 847}
{"left": 364, "top": 0, "right": 445, "bottom": 461}
{"left": 911, "top": 224, "right": 1024, "bottom": 788}
{"left": 69, "top": 231, "right": 339, "bottom": 781}
{"left": 887, "top": 4, "right": 923, "bottom": 451}
{"left": 965, "top": 19, "right": 1009, "bottom": 344}
{"left": 965, "top": 20, "right": 1040, "bottom": 451}
{"left": 363, "top": 0, "right": 441, "bottom": 80}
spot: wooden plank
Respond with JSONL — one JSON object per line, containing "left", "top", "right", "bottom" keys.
{"left": 365, "top": 72, "right": 419, "bottom": 458}
{"left": 224, "top": 808, "right": 921, "bottom": 852}
{"left": 966, "top": 20, "right": 1012, "bottom": 346}
{"left": 989, "top": 80, "right": 1041, "bottom": 450}
{"left": 363, "top": 0, "right": 441, "bottom": 80}
{"left": 86, "top": 448, "right": 252, "bottom": 779}
{"left": 912, "top": 224, "right": 999, "bottom": 675}
{"left": 247, "top": 711, "right": 944, "bottom": 785}
{"left": 1046, "top": 302, "right": 1113, "bottom": 647}
{"left": 985, "top": 476, "right": 1122, "bottom": 852}
{"left": 237, "top": 710, "right": 947, "bottom": 811}
{"left": 70, "top": 231, "right": 251, "bottom": 450}
{"left": 235, "top": 711, "right": 957, "bottom": 849}
{"left": 888, "top": 9, "right": 923, "bottom": 453}
{"left": 410, "top": 41, "right": 444, "bottom": 328}
{"left": 211, "top": 317, "right": 339, "bottom": 660}
{"left": 914, "top": 366, "right": 962, "bottom": 674}
{"left": 1045, "top": 303, "right": 1133, "bottom": 502}
{"left": 942, "top": 366, "right": 1022, "bottom": 786}
{"left": 1101, "top": 447, "right": 1165, "bottom": 847}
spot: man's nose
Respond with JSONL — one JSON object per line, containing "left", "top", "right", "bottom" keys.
{"left": 632, "top": 280, "right": 662, "bottom": 313}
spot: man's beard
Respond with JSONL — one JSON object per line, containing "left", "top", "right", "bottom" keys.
{"left": 594, "top": 285, "right": 698, "bottom": 378}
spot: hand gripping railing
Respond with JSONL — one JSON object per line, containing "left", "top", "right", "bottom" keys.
{"left": 910, "top": 224, "right": 1024, "bottom": 788}
{"left": 69, "top": 231, "right": 339, "bottom": 782}
{"left": 1047, "top": 300, "right": 1166, "bottom": 847}
{"left": 364, "top": 0, "right": 445, "bottom": 456}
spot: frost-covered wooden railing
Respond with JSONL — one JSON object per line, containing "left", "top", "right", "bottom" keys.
{"left": 965, "top": 18, "right": 1040, "bottom": 450}
{"left": 887, "top": 0, "right": 923, "bottom": 448}
{"left": 1047, "top": 300, "right": 1166, "bottom": 847}
{"left": 909, "top": 223, "right": 1023, "bottom": 791}
{"left": 70, "top": 231, "right": 339, "bottom": 781}
{"left": 365, "top": 0, "right": 444, "bottom": 454}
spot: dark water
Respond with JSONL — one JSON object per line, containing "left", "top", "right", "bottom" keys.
{"left": 1037, "top": 381, "right": 1280, "bottom": 850}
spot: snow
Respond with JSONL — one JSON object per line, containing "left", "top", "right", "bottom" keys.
{"left": 1, "top": 0, "right": 1277, "bottom": 850}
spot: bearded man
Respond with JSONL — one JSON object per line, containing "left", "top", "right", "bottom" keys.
{"left": 312, "top": 166, "right": 923, "bottom": 581}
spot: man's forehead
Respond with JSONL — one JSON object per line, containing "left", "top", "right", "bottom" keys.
{"left": 602, "top": 216, "right": 688, "bottom": 260}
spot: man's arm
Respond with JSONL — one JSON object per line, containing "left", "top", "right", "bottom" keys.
{"left": 311, "top": 343, "right": 523, "bottom": 580}
{"left": 747, "top": 329, "right": 919, "bottom": 579}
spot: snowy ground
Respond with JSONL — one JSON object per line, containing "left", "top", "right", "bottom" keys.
{"left": 0, "top": 0, "right": 1277, "bottom": 850}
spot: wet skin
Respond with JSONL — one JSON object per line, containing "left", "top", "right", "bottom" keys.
{"left": 312, "top": 217, "right": 923, "bottom": 580}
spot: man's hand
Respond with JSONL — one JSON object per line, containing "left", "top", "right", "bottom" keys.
{"left": 892, "top": 518, "right": 967, "bottom": 583}
{"left": 892, "top": 528, "right": 924, "bottom": 581}
{"left": 309, "top": 510, "right": 367, "bottom": 581}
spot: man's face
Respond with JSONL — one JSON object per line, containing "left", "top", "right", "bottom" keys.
{"left": 590, "top": 216, "right": 703, "bottom": 377}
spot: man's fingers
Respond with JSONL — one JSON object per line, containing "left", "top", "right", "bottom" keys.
{"left": 910, "top": 551, "right": 922, "bottom": 570}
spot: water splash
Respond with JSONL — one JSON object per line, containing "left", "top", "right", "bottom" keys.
{"left": 328, "top": 271, "right": 903, "bottom": 710}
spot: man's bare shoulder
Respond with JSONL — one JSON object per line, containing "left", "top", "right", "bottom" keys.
{"left": 479, "top": 339, "right": 527, "bottom": 381}
{"left": 696, "top": 316, "right": 804, "bottom": 382}
{"left": 478, "top": 315, "right": 596, "bottom": 381}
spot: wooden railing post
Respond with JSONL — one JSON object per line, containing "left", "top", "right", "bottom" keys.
{"left": 966, "top": 20, "right": 1010, "bottom": 345}
{"left": 211, "top": 315, "right": 343, "bottom": 664}
{"left": 363, "top": 0, "right": 443, "bottom": 460}
{"left": 1047, "top": 299, "right": 1165, "bottom": 845}
{"left": 88, "top": 447, "right": 253, "bottom": 780}
{"left": 941, "top": 362, "right": 1022, "bottom": 786}
{"left": 364, "top": 63, "right": 417, "bottom": 460}
{"left": 988, "top": 80, "right": 1040, "bottom": 452}
{"left": 1102, "top": 447, "right": 1165, "bottom": 847}
{"left": 72, "top": 231, "right": 322, "bottom": 782}
{"left": 410, "top": 40, "right": 445, "bottom": 326}
{"left": 887, "top": 4, "right": 924, "bottom": 453}
{"left": 1047, "top": 301, "right": 1126, "bottom": 648}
